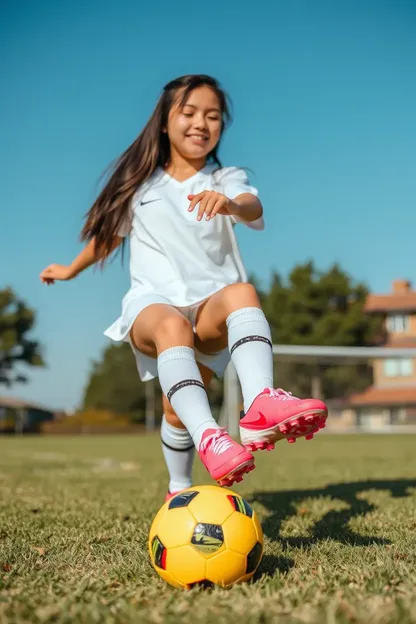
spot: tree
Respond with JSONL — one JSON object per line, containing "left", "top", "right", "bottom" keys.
{"left": 0, "top": 288, "right": 44, "bottom": 386}
{"left": 82, "top": 342, "right": 224, "bottom": 423}
{"left": 262, "top": 261, "right": 382, "bottom": 398}
{"left": 83, "top": 261, "right": 382, "bottom": 415}
{"left": 83, "top": 343, "right": 149, "bottom": 420}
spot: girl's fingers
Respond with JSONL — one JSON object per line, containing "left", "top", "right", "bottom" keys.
{"left": 188, "top": 192, "right": 229, "bottom": 220}
{"left": 41, "top": 265, "right": 53, "bottom": 277}
{"left": 203, "top": 196, "right": 219, "bottom": 220}
{"left": 209, "top": 199, "right": 227, "bottom": 219}
{"left": 188, "top": 192, "right": 205, "bottom": 212}
{"left": 197, "top": 196, "right": 208, "bottom": 221}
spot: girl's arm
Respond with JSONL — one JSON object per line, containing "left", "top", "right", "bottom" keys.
{"left": 188, "top": 191, "right": 263, "bottom": 223}
{"left": 227, "top": 193, "right": 263, "bottom": 223}
{"left": 40, "top": 236, "right": 123, "bottom": 284}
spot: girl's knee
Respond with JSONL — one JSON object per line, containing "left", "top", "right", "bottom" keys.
{"left": 223, "top": 283, "right": 260, "bottom": 308}
{"left": 154, "top": 313, "right": 194, "bottom": 351}
{"left": 132, "top": 307, "right": 194, "bottom": 354}
{"left": 158, "top": 314, "right": 193, "bottom": 338}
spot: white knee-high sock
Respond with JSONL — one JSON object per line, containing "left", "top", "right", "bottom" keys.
{"left": 161, "top": 415, "right": 195, "bottom": 493}
{"left": 227, "top": 307, "right": 274, "bottom": 412}
{"left": 157, "top": 346, "right": 219, "bottom": 448}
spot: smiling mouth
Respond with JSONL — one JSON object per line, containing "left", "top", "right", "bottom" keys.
{"left": 186, "top": 134, "right": 209, "bottom": 142}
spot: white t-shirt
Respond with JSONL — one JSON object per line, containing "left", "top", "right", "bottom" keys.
{"left": 104, "top": 163, "right": 264, "bottom": 342}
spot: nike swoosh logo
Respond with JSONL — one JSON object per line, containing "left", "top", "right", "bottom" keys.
{"left": 140, "top": 198, "right": 161, "bottom": 205}
{"left": 243, "top": 411, "right": 269, "bottom": 427}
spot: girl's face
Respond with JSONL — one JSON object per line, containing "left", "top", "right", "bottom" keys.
{"left": 166, "top": 86, "right": 222, "bottom": 163}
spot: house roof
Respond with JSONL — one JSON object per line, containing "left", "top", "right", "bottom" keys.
{"left": 349, "top": 386, "right": 416, "bottom": 406}
{"left": 365, "top": 293, "right": 416, "bottom": 313}
{"left": 365, "top": 280, "right": 416, "bottom": 312}
{"left": 0, "top": 396, "right": 54, "bottom": 412}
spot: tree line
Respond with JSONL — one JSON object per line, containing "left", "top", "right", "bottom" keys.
{"left": 1, "top": 261, "right": 382, "bottom": 422}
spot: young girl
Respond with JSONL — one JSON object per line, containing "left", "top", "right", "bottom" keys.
{"left": 40, "top": 74, "right": 328, "bottom": 499}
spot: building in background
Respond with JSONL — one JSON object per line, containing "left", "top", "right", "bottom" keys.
{"left": 3, "top": 280, "right": 416, "bottom": 435}
{"left": 334, "top": 280, "right": 416, "bottom": 431}
{"left": 0, "top": 396, "right": 56, "bottom": 434}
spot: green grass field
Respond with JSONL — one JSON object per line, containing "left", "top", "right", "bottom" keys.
{"left": 0, "top": 433, "right": 415, "bottom": 623}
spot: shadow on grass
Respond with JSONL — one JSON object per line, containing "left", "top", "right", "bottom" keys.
{"left": 255, "top": 552, "right": 295, "bottom": 580}
{"left": 250, "top": 478, "right": 416, "bottom": 549}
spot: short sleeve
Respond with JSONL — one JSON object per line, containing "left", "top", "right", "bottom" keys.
{"left": 219, "top": 167, "right": 259, "bottom": 199}
{"left": 218, "top": 167, "right": 264, "bottom": 231}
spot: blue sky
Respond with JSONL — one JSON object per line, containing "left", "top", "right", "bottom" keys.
{"left": 1, "top": 0, "right": 416, "bottom": 410}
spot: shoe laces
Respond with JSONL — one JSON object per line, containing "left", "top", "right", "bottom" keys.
{"left": 200, "top": 428, "right": 234, "bottom": 456}
{"left": 266, "top": 388, "right": 298, "bottom": 400}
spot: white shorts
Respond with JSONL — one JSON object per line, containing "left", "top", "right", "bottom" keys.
{"left": 105, "top": 294, "right": 230, "bottom": 382}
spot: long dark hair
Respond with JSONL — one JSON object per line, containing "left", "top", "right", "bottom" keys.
{"left": 81, "top": 74, "right": 232, "bottom": 261}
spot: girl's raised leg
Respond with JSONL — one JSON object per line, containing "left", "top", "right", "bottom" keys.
{"left": 131, "top": 304, "right": 254, "bottom": 486}
{"left": 161, "top": 364, "right": 212, "bottom": 501}
{"left": 195, "top": 284, "right": 328, "bottom": 452}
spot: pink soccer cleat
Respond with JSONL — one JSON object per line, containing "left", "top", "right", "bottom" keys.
{"left": 198, "top": 428, "right": 255, "bottom": 487}
{"left": 240, "top": 388, "right": 328, "bottom": 452}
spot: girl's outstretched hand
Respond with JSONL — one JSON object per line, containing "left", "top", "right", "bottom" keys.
{"left": 187, "top": 191, "right": 233, "bottom": 222}
{"left": 40, "top": 264, "right": 75, "bottom": 285}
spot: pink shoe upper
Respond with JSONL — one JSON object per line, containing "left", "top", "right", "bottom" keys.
{"left": 240, "top": 388, "right": 327, "bottom": 430}
{"left": 198, "top": 428, "right": 254, "bottom": 485}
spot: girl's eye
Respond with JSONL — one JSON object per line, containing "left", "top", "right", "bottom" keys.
{"left": 182, "top": 112, "right": 193, "bottom": 117}
{"left": 207, "top": 116, "right": 220, "bottom": 121}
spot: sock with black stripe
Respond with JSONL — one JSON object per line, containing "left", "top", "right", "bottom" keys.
{"left": 227, "top": 307, "right": 274, "bottom": 412}
{"left": 157, "top": 346, "right": 219, "bottom": 449}
{"left": 161, "top": 415, "right": 195, "bottom": 493}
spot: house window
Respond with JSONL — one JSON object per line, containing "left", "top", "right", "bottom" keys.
{"left": 386, "top": 314, "right": 409, "bottom": 333}
{"left": 384, "top": 358, "right": 413, "bottom": 377}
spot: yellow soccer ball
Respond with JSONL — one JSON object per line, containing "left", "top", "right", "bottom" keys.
{"left": 148, "top": 485, "right": 263, "bottom": 589}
